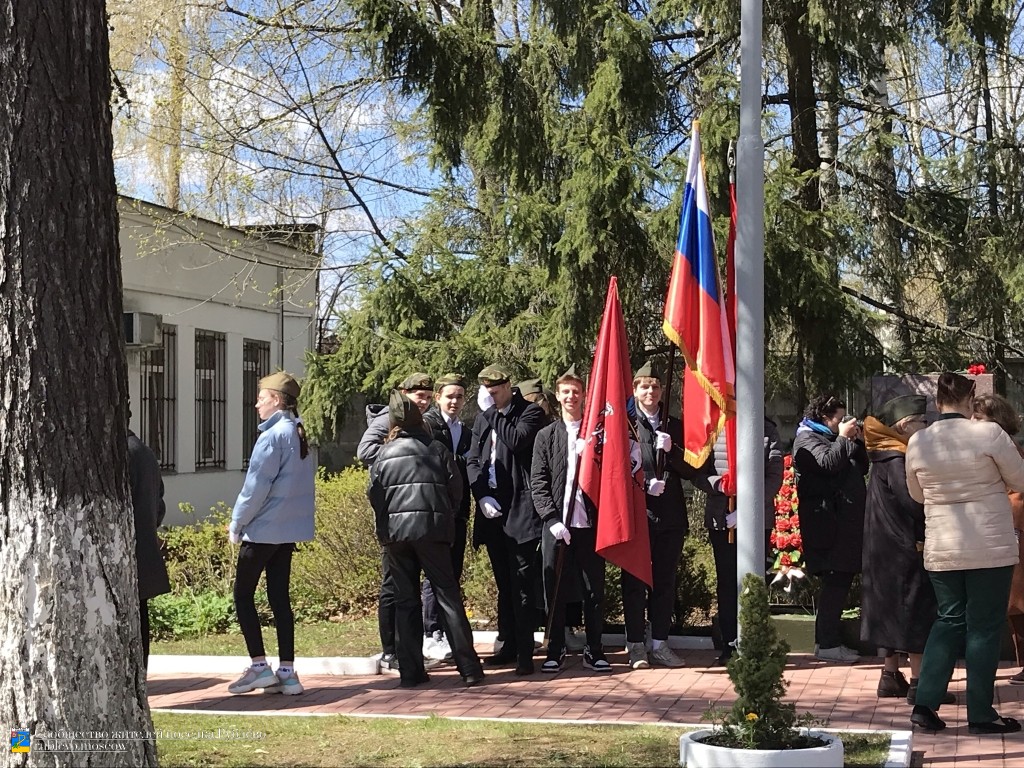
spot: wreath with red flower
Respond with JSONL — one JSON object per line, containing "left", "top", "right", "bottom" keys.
{"left": 771, "top": 454, "right": 802, "bottom": 571}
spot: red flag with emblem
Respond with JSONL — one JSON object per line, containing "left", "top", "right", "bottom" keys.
{"left": 580, "top": 277, "right": 652, "bottom": 586}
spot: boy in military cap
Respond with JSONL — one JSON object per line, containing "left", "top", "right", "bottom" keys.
{"left": 466, "top": 364, "right": 548, "bottom": 674}
{"left": 357, "top": 372, "right": 437, "bottom": 673}
{"left": 516, "top": 377, "right": 555, "bottom": 424}
{"left": 622, "top": 360, "right": 698, "bottom": 670}
{"left": 420, "top": 374, "right": 472, "bottom": 661}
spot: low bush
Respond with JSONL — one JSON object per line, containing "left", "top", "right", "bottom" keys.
{"left": 149, "top": 591, "right": 236, "bottom": 639}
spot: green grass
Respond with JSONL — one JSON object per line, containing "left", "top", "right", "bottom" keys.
{"left": 151, "top": 617, "right": 380, "bottom": 657}
{"left": 152, "top": 713, "right": 890, "bottom": 768}
{"left": 836, "top": 732, "right": 891, "bottom": 767}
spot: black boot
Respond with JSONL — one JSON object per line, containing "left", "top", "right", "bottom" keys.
{"left": 878, "top": 670, "right": 910, "bottom": 698}
{"left": 910, "top": 705, "right": 946, "bottom": 733}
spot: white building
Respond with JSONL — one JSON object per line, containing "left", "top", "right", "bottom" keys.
{"left": 119, "top": 197, "right": 318, "bottom": 524}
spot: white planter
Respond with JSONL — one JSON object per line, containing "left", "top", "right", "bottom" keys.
{"left": 679, "top": 729, "right": 843, "bottom": 768}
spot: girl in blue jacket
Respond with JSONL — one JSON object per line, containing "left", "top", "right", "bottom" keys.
{"left": 226, "top": 371, "right": 315, "bottom": 696}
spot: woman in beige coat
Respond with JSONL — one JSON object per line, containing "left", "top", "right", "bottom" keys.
{"left": 905, "top": 372, "right": 1024, "bottom": 735}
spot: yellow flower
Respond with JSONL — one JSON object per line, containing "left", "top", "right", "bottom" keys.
{"left": 745, "top": 713, "right": 759, "bottom": 722}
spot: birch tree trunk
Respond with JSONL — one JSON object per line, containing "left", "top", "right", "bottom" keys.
{"left": 0, "top": 1, "right": 156, "bottom": 766}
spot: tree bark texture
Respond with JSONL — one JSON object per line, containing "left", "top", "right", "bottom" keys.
{"left": 0, "top": 2, "right": 156, "bottom": 766}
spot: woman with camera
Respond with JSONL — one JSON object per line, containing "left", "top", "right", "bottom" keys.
{"left": 792, "top": 394, "right": 868, "bottom": 664}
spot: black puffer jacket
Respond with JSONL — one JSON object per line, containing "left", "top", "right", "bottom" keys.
{"left": 368, "top": 429, "right": 462, "bottom": 545}
{"left": 792, "top": 425, "right": 868, "bottom": 574}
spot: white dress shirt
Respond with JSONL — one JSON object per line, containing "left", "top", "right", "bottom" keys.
{"left": 563, "top": 419, "right": 589, "bottom": 528}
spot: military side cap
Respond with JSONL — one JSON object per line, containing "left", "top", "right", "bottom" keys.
{"left": 877, "top": 394, "right": 927, "bottom": 428}
{"left": 259, "top": 371, "right": 300, "bottom": 399}
{"left": 633, "top": 360, "right": 663, "bottom": 382}
{"left": 398, "top": 372, "right": 433, "bottom": 392}
{"left": 515, "top": 378, "right": 544, "bottom": 397}
{"left": 478, "top": 364, "right": 511, "bottom": 386}
{"left": 389, "top": 390, "right": 424, "bottom": 429}
{"left": 435, "top": 373, "right": 467, "bottom": 392}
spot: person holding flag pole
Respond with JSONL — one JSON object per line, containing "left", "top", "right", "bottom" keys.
{"left": 531, "top": 367, "right": 611, "bottom": 674}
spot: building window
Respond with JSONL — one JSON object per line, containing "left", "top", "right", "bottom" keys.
{"left": 195, "top": 330, "right": 226, "bottom": 469}
{"left": 140, "top": 325, "right": 177, "bottom": 471}
{"left": 242, "top": 339, "right": 271, "bottom": 467}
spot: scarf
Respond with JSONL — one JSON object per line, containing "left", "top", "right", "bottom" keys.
{"left": 798, "top": 418, "right": 834, "bottom": 436}
{"left": 863, "top": 415, "right": 908, "bottom": 454}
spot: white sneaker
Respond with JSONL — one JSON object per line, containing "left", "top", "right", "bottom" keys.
{"left": 434, "top": 632, "right": 453, "bottom": 662}
{"left": 264, "top": 671, "right": 304, "bottom": 695}
{"left": 227, "top": 665, "right": 279, "bottom": 694}
{"left": 423, "top": 634, "right": 441, "bottom": 660}
{"left": 650, "top": 644, "right": 685, "bottom": 668}
{"left": 815, "top": 645, "right": 859, "bottom": 664}
{"left": 424, "top": 631, "right": 452, "bottom": 661}
{"left": 626, "top": 641, "right": 650, "bottom": 670}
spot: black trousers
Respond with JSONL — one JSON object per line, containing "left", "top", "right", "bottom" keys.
{"left": 621, "top": 526, "right": 685, "bottom": 643}
{"left": 140, "top": 598, "right": 150, "bottom": 669}
{"left": 484, "top": 537, "right": 515, "bottom": 644}
{"left": 544, "top": 527, "right": 605, "bottom": 656}
{"left": 378, "top": 549, "right": 397, "bottom": 656}
{"left": 386, "top": 540, "right": 483, "bottom": 684}
{"left": 709, "top": 528, "right": 773, "bottom": 647}
{"left": 233, "top": 542, "right": 295, "bottom": 661}
{"left": 816, "top": 570, "right": 857, "bottom": 648}
{"left": 506, "top": 536, "right": 542, "bottom": 667}
{"left": 422, "top": 518, "right": 468, "bottom": 635}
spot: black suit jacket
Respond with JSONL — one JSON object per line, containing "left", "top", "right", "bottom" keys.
{"left": 423, "top": 406, "right": 472, "bottom": 520}
{"left": 634, "top": 408, "right": 697, "bottom": 532}
{"left": 530, "top": 419, "right": 597, "bottom": 526}
{"left": 466, "top": 392, "right": 547, "bottom": 545}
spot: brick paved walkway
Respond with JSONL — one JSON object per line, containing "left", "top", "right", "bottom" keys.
{"left": 149, "top": 649, "right": 1024, "bottom": 767}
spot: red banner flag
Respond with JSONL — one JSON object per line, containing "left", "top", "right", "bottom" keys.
{"left": 580, "top": 277, "right": 653, "bottom": 587}
{"left": 662, "top": 124, "right": 736, "bottom": 467}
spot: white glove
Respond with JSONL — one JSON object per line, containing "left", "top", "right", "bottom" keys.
{"left": 726, "top": 511, "right": 737, "bottom": 528}
{"left": 228, "top": 530, "right": 242, "bottom": 545}
{"left": 574, "top": 437, "right": 587, "bottom": 455}
{"left": 549, "top": 521, "right": 572, "bottom": 544}
{"left": 654, "top": 431, "right": 672, "bottom": 453}
{"left": 629, "top": 440, "right": 643, "bottom": 475}
{"left": 647, "top": 478, "right": 666, "bottom": 497}
{"left": 477, "top": 385, "right": 495, "bottom": 412}
{"left": 479, "top": 496, "right": 502, "bottom": 519}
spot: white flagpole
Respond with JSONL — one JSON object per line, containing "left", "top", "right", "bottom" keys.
{"left": 735, "top": 0, "right": 766, "bottom": 640}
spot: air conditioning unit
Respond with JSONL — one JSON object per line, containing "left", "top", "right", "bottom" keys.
{"left": 123, "top": 312, "right": 163, "bottom": 347}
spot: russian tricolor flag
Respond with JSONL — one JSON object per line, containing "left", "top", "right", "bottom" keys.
{"left": 662, "top": 124, "right": 736, "bottom": 467}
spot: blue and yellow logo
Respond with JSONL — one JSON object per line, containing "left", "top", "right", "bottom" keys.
{"left": 10, "top": 729, "right": 30, "bottom": 753}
